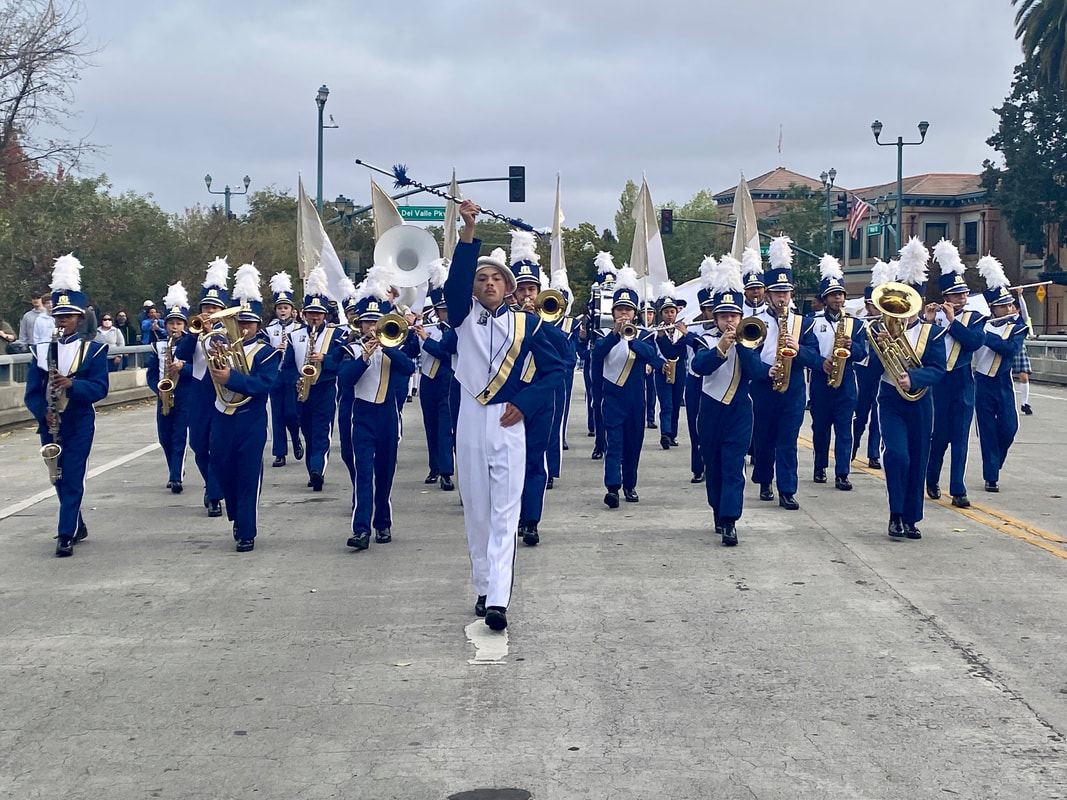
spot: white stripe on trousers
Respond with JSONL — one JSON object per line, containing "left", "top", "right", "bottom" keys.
{"left": 456, "top": 394, "right": 525, "bottom": 609}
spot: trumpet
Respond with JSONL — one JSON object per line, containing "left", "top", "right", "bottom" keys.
{"left": 374, "top": 313, "right": 409, "bottom": 348}
{"left": 534, "top": 289, "right": 567, "bottom": 323}
{"left": 620, "top": 321, "right": 640, "bottom": 341}
{"left": 737, "top": 316, "right": 768, "bottom": 350}
{"left": 866, "top": 281, "right": 927, "bottom": 401}
{"left": 187, "top": 312, "right": 212, "bottom": 335}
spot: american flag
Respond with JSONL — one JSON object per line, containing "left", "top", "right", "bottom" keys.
{"left": 846, "top": 195, "right": 872, "bottom": 239}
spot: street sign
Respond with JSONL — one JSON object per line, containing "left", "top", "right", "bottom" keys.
{"left": 760, "top": 246, "right": 769, "bottom": 257}
{"left": 867, "top": 223, "right": 883, "bottom": 236}
{"left": 398, "top": 206, "right": 446, "bottom": 222}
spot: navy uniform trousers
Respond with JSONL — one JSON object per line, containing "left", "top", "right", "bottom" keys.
{"left": 750, "top": 377, "right": 806, "bottom": 495}
{"left": 337, "top": 368, "right": 357, "bottom": 502}
{"left": 809, "top": 371, "right": 858, "bottom": 478}
{"left": 654, "top": 334, "right": 687, "bottom": 440}
{"left": 352, "top": 398, "right": 401, "bottom": 533}
{"left": 420, "top": 372, "right": 455, "bottom": 477}
{"left": 879, "top": 387, "right": 934, "bottom": 525}
{"left": 269, "top": 378, "right": 301, "bottom": 458}
{"left": 521, "top": 395, "right": 554, "bottom": 523}
{"left": 644, "top": 369, "right": 657, "bottom": 425}
{"left": 927, "top": 368, "right": 975, "bottom": 496}
{"left": 685, "top": 372, "right": 703, "bottom": 476}
{"left": 975, "top": 372, "right": 1019, "bottom": 484}
{"left": 699, "top": 394, "right": 752, "bottom": 522}
{"left": 147, "top": 345, "right": 191, "bottom": 485}
{"left": 300, "top": 379, "right": 337, "bottom": 478}
{"left": 852, "top": 362, "right": 882, "bottom": 461}
{"left": 189, "top": 376, "right": 224, "bottom": 503}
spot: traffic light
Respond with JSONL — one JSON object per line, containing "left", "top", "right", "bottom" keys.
{"left": 660, "top": 208, "right": 674, "bottom": 235}
{"left": 509, "top": 165, "right": 525, "bottom": 203}
{"left": 836, "top": 194, "right": 849, "bottom": 218}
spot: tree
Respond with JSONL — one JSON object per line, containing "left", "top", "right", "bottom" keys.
{"left": 1013, "top": 0, "right": 1067, "bottom": 91}
{"left": 613, "top": 179, "right": 639, "bottom": 260}
{"left": 982, "top": 63, "right": 1067, "bottom": 264}
{"left": 0, "top": 0, "right": 96, "bottom": 186}
{"left": 757, "top": 184, "right": 823, "bottom": 295}
{"left": 661, "top": 189, "right": 731, "bottom": 285}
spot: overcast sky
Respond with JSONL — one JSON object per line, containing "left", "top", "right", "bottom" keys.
{"left": 62, "top": 0, "right": 1023, "bottom": 232}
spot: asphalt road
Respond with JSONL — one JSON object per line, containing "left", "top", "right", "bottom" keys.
{"left": 1, "top": 378, "right": 1066, "bottom": 800}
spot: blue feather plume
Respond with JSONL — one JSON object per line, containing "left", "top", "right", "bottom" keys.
{"left": 392, "top": 164, "right": 411, "bottom": 189}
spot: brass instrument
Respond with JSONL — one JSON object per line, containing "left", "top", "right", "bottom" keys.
{"left": 865, "top": 281, "right": 927, "bottom": 401}
{"left": 737, "top": 316, "right": 768, "bottom": 350}
{"left": 374, "top": 313, "right": 409, "bottom": 348}
{"left": 534, "top": 289, "right": 567, "bottom": 324}
{"left": 771, "top": 308, "right": 797, "bottom": 393}
{"left": 664, "top": 359, "right": 678, "bottom": 384}
{"left": 296, "top": 325, "right": 321, "bottom": 403}
{"left": 620, "top": 321, "right": 640, "bottom": 341}
{"left": 40, "top": 329, "right": 65, "bottom": 485}
{"left": 188, "top": 313, "right": 209, "bottom": 335}
{"left": 199, "top": 307, "right": 251, "bottom": 411}
{"left": 158, "top": 333, "right": 178, "bottom": 416}
{"left": 826, "top": 315, "right": 851, "bottom": 390}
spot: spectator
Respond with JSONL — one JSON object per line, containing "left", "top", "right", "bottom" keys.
{"left": 95, "top": 313, "right": 125, "bottom": 372}
{"left": 32, "top": 295, "right": 56, "bottom": 345}
{"left": 17, "top": 293, "right": 49, "bottom": 346}
{"left": 141, "top": 306, "right": 163, "bottom": 344}
{"left": 0, "top": 312, "right": 16, "bottom": 354}
{"left": 139, "top": 299, "right": 155, "bottom": 326}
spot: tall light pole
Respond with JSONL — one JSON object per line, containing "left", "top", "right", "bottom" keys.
{"left": 204, "top": 174, "right": 251, "bottom": 219}
{"left": 820, "top": 168, "right": 837, "bottom": 255}
{"left": 871, "top": 119, "right": 929, "bottom": 253}
{"left": 315, "top": 85, "right": 338, "bottom": 217}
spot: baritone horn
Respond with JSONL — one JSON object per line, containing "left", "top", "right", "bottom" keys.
{"left": 373, "top": 225, "right": 440, "bottom": 288}
{"left": 737, "top": 316, "right": 768, "bottom": 349}
{"left": 535, "top": 289, "right": 566, "bottom": 323}
{"left": 866, "top": 281, "right": 927, "bottom": 401}
{"left": 374, "top": 313, "right": 409, "bottom": 348}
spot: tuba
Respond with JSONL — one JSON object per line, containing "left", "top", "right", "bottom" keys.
{"left": 771, "top": 308, "right": 797, "bottom": 393}
{"left": 372, "top": 225, "right": 440, "bottom": 288}
{"left": 865, "top": 282, "right": 927, "bottom": 401}
{"left": 534, "top": 289, "right": 566, "bottom": 324}
{"left": 826, "top": 315, "right": 851, "bottom": 389}
{"left": 296, "top": 325, "right": 321, "bottom": 403}
{"left": 199, "top": 307, "right": 252, "bottom": 411}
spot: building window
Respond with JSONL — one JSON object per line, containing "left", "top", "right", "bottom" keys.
{"left": 868, "top": 233, "right": 881, "bottom": 259}
{"left": 963, "top": 221, "right": 979, "bottom": 255}
{"left": 848, "top": 232, "right": 864, "bottom": 263}
{"left": 831, "top": 230, "right": 844, "bottom": 259}
{"left": 924, "top": 222, "right": 948, "bottom": 248}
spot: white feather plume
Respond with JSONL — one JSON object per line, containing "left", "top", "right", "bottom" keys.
{"left": 819, "top": 254, "right": 844, "bottom": 281}
{"left": 357, "top": 265, "right": 392, "bottom": 302}
{"left": 204, "top": 257, "right": 229, "bottom": 290}
{"left": 269, "top": 272, "right": 293, "bottom": 295}
{"left": 657, "top": 280, "right": 677, "bottom": 301}
{"left": 768, "top": 236, "right": 793, "bottom": 270}
{"left": 428, "top": 258, "right": 449, "bottom": 290}
{"left": 932, "top": 238, "right": 966, "bottom": 276}
{"left": 896, "top": 237, "right": 930, "bottom": 286}
{"left": 232, "top": 263, "right": 262, "bottom": 304}
{"left": 490, "top": 247, "right": 507, "bottom": 265}
{"left": 614, "top": 265, "right": 639, "bottom": 292}
{"left": 50, "top": 253, "right": 82, "bottom": 292}
{"left": 305, "top": 265, "right": 331, "bottom": 299}
{"left": 510, "top": 230, "right": 540, "bottom": 266}
{"left": 870, "top": 260, "right": 894, "bottom": 288}
{"left": 741, "top": 247, "right": 762, "bottom": 277}
{"left": 339, "top": 276, "right": 358, "bottom": 304}
{"left": 699, "top": 255, "right": 718, "bottom": 290}
{"left": 977, "top": 254, "right": 1009, "bottom": 290}
{"left": 594, "top": 251, "right": 617, "bottom": 276}
{"left": 713, "top": 254, "right": 745, "bottom": 295}
{"left": 551, "top": 269, "right": 571, "bottom": 294}
{"left": 163, "top": 281, "right": 190, "bottom": 310}
{"left": 538, "top": 267, "right": 551, "bottom": 287}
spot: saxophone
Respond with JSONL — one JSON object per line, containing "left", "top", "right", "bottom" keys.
{"left": 771, "top": 308, "right": 797, "bottom": 393}
{"left": 296, "top": 325, "right": 321, "bottom": 403}
{"left": 40, "top": 329, "right": 65, "bottom": 484}
{"left": 826, "top": 314, "right": 851, "bottom": 389}
{"left": 158, "top": 333, "right": 178, "bottom": 416}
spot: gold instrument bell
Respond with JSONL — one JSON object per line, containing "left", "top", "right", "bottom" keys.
{"left": 534, "top": 289, "right": 566, "bottom": 324}
{"left": 866, "top": 281, "right": 927, "bottom": 401}
{"left": 736, "top": 316, "right": 767, "bottom": 349}
{"left": 374, "top": 313, "right": 409, "bottom": 348}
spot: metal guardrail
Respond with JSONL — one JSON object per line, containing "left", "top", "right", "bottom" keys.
{"left": 0, "top": 345, "right": 153, "bottom": 386}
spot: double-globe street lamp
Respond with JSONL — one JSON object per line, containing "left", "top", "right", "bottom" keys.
{"left": 870, "top": 119, "right": 930, "bottom": 254}
{"left": 820, "top": 168, "right": 837, "bottom": 255}
{"left": 204, "top": 174, "right": 250, "bottom": 219}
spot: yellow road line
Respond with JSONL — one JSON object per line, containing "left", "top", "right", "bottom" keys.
{"left": 796, "top": 434, "right": 1067, "bottom": 560}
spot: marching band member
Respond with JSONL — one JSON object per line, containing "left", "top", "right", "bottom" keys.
{"left": 147, "top": 282, "right": 194, "bottom": 494}
{"left": 973, "top": 255, "right": 1029, "bottom": 493}
{"left": 414, "top": 260, "right": 456, "bottom": 492}
{"left": 335, "top": 277, "right": 361, "bottom": 502}
{"left": 691, "top": 253, "right": 769, "bottom": 546}
{"left": 852, "top": 262, "right": 892, "bottom": 470}
{"left": 546, "top": 265, "right": 580, "bottom": 488}
{"left": 742, "top": 248, "right": 767, "bottom": 318}
{"left": 750, "top": 237, "right": 820, "bottom": 510}
{"left": 652, "top": 281, "right": 688, "bottom": 450}
{"left": 176, "top": 257, "right": 229, "bottom": 518}
{"left": 807, "top": 255, "right": 867, "bottom": 490}
{"left": 680, "top": 255, "right": 722, "bottom": 483}
{"left": 924, "top": 240, "right": 986, "bottom": 507}
{"left": 642, "top": 290, "right": 658, "bottom": 429}
{"left": 207, "top": 263, "right": 282, "bottom": 552}
{"left": 584, "top": 251, "right": 617, "bottom": 459}
{"left": 592, "top": 265, "right": 664, "bottom": 508}
{"left": 25, "top": 254, "right": 110, "bottom": 557}
{"left": 869, "top": 239, "right": 946, "bottom": 539}
{"left": 282, "top": 266, "right": 344, "bottom": 492}
{"left": 264, "top": 272, "right": 304, "bottom": 468}
{"left": 446, "top": 201, "right": 564, "bottom": 631}
{"left": 341, "top": 269, "right": 416, "bottom": 551}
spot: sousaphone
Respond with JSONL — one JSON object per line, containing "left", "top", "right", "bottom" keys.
{"left": 373, "top": 225, "right": 440, "bottom": 288}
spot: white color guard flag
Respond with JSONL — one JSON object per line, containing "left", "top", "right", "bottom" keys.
{"left": 629, "top": 177, "right": 670, "bottom": 290}
{"left": 297, "top": 174, "right": 347, "bottom": 300}
{"left": 444, "top": 169, "right": 461, "bottom": 262}
{"left": 371, "top": 177, "right": 405, "bottom": 241}
{"left": 731, "top": 173, "right": 760, "bottom": 260}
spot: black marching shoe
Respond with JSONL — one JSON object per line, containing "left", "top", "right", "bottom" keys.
{"left": 835, "top": 475, "right": 852, "bottom": 491}
{"left": 310, "top": 472, "right": 324, "bottom": 492}
{"left": 591, "top": 448, "right": 604, "bottom": 460}
{"left": 374, "top": 528, "right": 391, "bottom": 544}
{"left": 347, "top": 531, "right": 371, "bottom": 550}
{"left": 546, "top": 477, "right": 554, "bottom": 490}
{"left": 166, "top": 481, "right": 173, "bottom": 489}
{"left": 721, "top": 520, "right": 738, "bottom": 547}
{"left": 779, "top": 494, "right": 800, "bottom": 511}
{"left": 208, "top": 500, "right": 223, "bottom": 518}
{"left": 984, "top": 480, "right": 999, "bottom": 493}
{"left": 587, "top": 429, "right": 595, "bottom": 437}
{"left": 714, "top": 518, "right": 724, "bottom": 537}
{"left": 660, "top": 434, "right": 671, "bottom": 450}
{"left": 293, "top": 438, "right": 304, "bottom": 460}
{"left": 813, "top": 469, "right": 827, "bottom": 484}
{"left": 474, "top": 595, "right": 487, "bottom": 617}
{"left": 562, "top": 440, "right": 569, "bottom": 451}
{"left": 1022, "top": 403, "right": 1033, "bottom": 415}
{"left": 904, "top": 522, "right": 922, "bottom": 540}
{"left": 235, "top": 538, "right": 255, "bottom": 553}
{"left": 888, "top": 514, "right": 906, "bottom": 538}
{"left": 759, "top": 483, "right": 775, "bottom": 501}
{"left": 951, "top": 494, "right": 971, "bottom": 508}
{"left": 691, "top": 472, "right": 704, "bottom": 484}
{"left": 170, "top": 481, "right": 183, "bottom": 494}
{"left": 669, "top": 438, "right": 679, "bottom": 447}
{"left": 272, "top": 456, "right": 286, "bottom": 468}
{"left": 868, "top": 457, "right": 881, "bottom": 470}
{"left": 851, "top": 444, "right": 859, "bottom": 462}
{"left": 646, "top": 420, "right": 657, "bottom": 429}
{"left": 74, "top": 520, "right": 88, "bottom": 543}
{"left": 623, "top": 488, "right": 639, "bottom": 503}
{"left": 440, "top": 474, "right": 455, "bottom": 491}
{"left": 604, "top": 490, "right": 620, "bottom": 509}
{"left": 521, "top": 521, "right": 540, "bottom": 547}
{"left": 55, "top": 535, "right": 74, "bottom": 557}
{"left": 203, "top": 490, "right": 210, "bottom": 509}
{"left": 424, "top": 469, "right": 440, "bottom": 484}
{"left": 232, "top": 523, "right": 240, "bottom": 542}
{"left": 926, "top": 482, "right": 941, "bottom": 500}
{"left": 485, "top": 606, "right": 508, "bottom": 631}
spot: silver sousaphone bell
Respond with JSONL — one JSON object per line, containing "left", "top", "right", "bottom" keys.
{"left": 373, "top": 225, "right": 440, "bottom": 288}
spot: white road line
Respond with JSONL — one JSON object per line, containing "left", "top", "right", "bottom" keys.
{"left": 1029, "top": 392, "right": 1066, "bottom": 402}
{"left": 0, "top": 443, "right": 159, "bottom": 522}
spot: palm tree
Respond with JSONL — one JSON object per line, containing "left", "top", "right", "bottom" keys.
{"left": 1013, "top": 0, "right": 1067, "bottom": 90}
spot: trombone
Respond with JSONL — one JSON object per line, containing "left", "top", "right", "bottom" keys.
{"left": 534, "top": 289, "right": 567, "bottom": 323}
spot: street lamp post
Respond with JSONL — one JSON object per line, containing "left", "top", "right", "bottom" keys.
{"left": 820, "top": 168, "right": 837, "bottom": 255}
{"left": 871, "top": 119, "right": 929, "bottom": 253}
{"left": 204, "top": 174, "right": 251, "bottom": 219}
{"left": 315, "top": 85, "right": 338, "bottom": 218}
